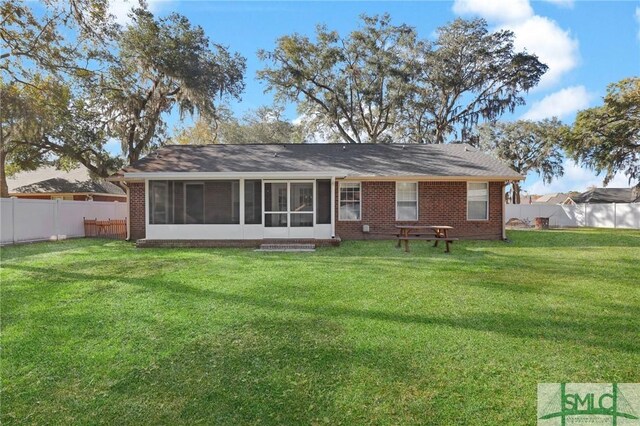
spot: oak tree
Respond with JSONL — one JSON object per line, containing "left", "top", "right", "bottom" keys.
{"left": 475, "top": 119, "right": 567, "bottom": 204}
{"left": 90, "top": 9, "right": 246, "bottom": 164}
{"left": 565, "top": 77, "right": 639, "bottom": 187}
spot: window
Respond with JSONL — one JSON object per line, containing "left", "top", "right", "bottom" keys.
{"left": 148, "top": 180, "right": 239, "bottom": 225}
{"left": 150, "top": 181, "right": 168, "bottom": 224}
{"left": 289, "top": 182, "right": 313, "bottom": 227}
{"left": 316, "top": 180, "right": 331, "bottom": 224}
{"left": 396, "top": 182, "right": 418, "bottom": 221}
{"left": 339, "top": 182, "right": 361, "bottom": 221}
{"left": 244, "top": 180, "right": 262, "bottom": 225}
{"left": 264, "top": 182, "right": 288, "bottom": 227}
{"left": 467, "top": 182, "right": 489, "bottom": 220}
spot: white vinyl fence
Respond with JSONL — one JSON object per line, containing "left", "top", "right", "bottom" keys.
{"left": 505, "top": 203, "right": 640, "bottom": 229}
{"left": 0, "top": 198, "right": 127, "bottom": 245}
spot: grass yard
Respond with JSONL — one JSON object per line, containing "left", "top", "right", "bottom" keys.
{"left": 1, "top": 229, "right": 639, "bottom": 425}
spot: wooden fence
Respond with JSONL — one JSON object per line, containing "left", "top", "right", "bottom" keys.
{"left": 84, "top": 218, "right": 127, "bottom": 240}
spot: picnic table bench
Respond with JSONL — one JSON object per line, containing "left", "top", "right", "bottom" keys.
{"left": 395, "top": 225, "right": 458, "bottom": 253}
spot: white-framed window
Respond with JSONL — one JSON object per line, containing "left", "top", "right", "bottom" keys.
{"left": 396, "top": 182, "right": 418, "bottom": 221}
{"left": 467, "top": 182, "right": 489, "bottom": 221}
{"left": 339, "top": 182, "right": 361, "bottom": 221}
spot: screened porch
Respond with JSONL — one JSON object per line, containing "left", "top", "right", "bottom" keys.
{"left": 146, "top": 179, "right": 334, "bottom": 240}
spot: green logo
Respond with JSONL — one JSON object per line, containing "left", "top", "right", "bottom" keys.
{"left": 538, "top": 383, "right": 640, "bottom": 425}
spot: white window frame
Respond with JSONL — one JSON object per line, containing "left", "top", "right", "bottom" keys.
{"left": 338, "top": 182, "right": 361, "bottom": 221}
{"left": 395, "top": 181, "right": 418, "bottom": 221}
{"left": 467, "top": 181, "right": 489, "bottom": 221}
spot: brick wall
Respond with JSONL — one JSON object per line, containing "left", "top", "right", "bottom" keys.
{"left": 335, "top": 180, "right": 504, "bottom": 240}
{"left": 128, "top": 179, "right": 505, "bottom": 242}
{"left": 129, "top": 182, "right": 146, "bottom": 240}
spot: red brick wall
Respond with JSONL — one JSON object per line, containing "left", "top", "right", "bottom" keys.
{"left": 13, "top": 194, "right": 124, "bottom": 201}
{"left": 92, "top": 195, "right": 126, "bottom": 202}
{"left": 13, "top": 194, "right": 52, "bottom": 200}
{"left": 129, "top": 182, "right": 146, "bottom": 240}
{"left": 335, "top": 181, "right": 504, "bottom": 240}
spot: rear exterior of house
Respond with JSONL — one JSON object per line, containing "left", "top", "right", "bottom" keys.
{"left": 109, "top": 144, "right": 522, "bottom": 246}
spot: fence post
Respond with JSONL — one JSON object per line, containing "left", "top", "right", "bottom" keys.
{"left": 584, "top": 203, "right": 588, "bottom": 227}
{"left": 613, "top": 203, "right": 617, "bottom": 228}
{"left": 54, "top": 198, "right": 61, "bottom": 240}
{"left": 11, "top": 197, "right": 16, "bottom": 244}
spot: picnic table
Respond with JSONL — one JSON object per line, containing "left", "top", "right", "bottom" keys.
{"left": 395, "top": 225, "right": 458, "bottom": 253}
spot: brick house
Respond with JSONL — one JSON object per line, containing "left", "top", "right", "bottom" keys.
{"left": 108, "top": 144, "right": 522, "bottom": 245}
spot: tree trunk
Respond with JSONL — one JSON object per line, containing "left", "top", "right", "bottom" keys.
{"left": 0, "top": 128, "right": 9, "bottom": 198}
{"left": 0, "top": 149, "right": 9, "bottom": 198}
{"left": 511, "top": 181, "right": 521, "bottom": 204}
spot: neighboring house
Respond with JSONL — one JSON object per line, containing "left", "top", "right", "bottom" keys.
{"left": 8, "top": 166, "right": 126, "bottom": 202}
{"left": 530, "top": 192, "right": 577, "bottom": 205}
{"left": 572, "top": 187, "right": 640, "bottom": 204}
{"left": 518, "top": 195, "right": 539, "bottom": 204}
{"left": 108, "top": 144, "right": 523, "bottom": 244}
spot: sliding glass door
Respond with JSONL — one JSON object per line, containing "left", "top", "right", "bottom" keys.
{"left": 263, "top": 181, "right": 315, "bottom": 238}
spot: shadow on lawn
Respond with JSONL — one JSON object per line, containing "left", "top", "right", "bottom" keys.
{"left": 83, "top": 316, "right": 437, "bottom": 424}
{"left": 5, "top": 263, "right": 639, "bottom": 355}
{"left": 0, "top": 238, "right": 133, "bottom": 262}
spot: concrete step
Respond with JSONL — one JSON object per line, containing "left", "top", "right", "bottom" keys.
{"left": 256, "top": 243, "right": 316, "bottom": 252}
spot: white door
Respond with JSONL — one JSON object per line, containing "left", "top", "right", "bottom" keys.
{"left": 263, "top": 181, "right": 315, "bottom": 239}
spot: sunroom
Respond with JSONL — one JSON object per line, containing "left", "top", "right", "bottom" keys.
{"left": 146, "top": 177, "right": 336, "bottom": 240}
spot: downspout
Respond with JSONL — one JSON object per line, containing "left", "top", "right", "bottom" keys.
{"left": 330, "top": 176, "right": 336, "bottom": 238}
{"left": 502, "top": 181, "right": 507, "bottom": 240}
{"left": 122, "top": 181, "right": 131, "bottom": 241}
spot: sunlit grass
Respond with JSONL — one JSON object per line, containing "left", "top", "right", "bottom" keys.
{"left": 1, "top": 229, "right": 639, "bottom": 424}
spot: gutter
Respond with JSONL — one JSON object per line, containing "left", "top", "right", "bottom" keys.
{"left": 116, "top": 172, "right": 525, "bottom": 182}
{"left": 121, "top": 181, "right": 131, "bottom": 241}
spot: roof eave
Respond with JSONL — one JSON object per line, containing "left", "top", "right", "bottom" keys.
{"left": 120, "top": 171, "right": 523, "bottom": 181}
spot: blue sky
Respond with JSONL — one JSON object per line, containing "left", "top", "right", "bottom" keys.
{"left": 108, "top": 0, "right": 640, "bottom": 194}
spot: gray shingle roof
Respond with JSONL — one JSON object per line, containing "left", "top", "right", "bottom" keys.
{"left": 573, "top": 188, "right": 639, "bottom": 204}
{"left": 113, "top": 143, "right": 522, "bottom": 180}
{"left": 9, "top": 166, "right": 125, "bottom": 195}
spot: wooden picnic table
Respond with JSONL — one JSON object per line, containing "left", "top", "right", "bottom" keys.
{"left": 395, "top": 225, "right": 457, "bottom": 253}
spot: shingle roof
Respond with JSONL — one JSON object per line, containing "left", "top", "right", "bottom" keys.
{"left": 532, "top": 193, "right": 575, "bottom": 204}
{"left": 112, "top": 143, "right": 523, "bottom": 180}
{"left": 573, "top": 188, "right": 639, "bottom": 204}
{"left": 9, "top": 166, "right": 125, "bottom": 195}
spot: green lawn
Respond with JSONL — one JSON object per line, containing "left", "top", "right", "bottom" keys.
{"left": 1, "top": 229, "right": 639, "bottom": 425}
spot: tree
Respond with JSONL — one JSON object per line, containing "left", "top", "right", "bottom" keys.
{"left": 88, "top": 9, "right": 246, "bottom": 164}
{"left": 258, "top": 14, "right": 417, "bottom": 144}
{"left": 1, "top": 0, "right": 122, "bottom": 84}
{"left": 565, "top": 77, "right": 639, "bottom": 188}
{"left": 258, "top": 15, "right": 547, "bottom": 145}
{"left": 404, "top": 19, "right": 548, "bottom": 144}
{"left": 0, "top": 77, "right": 119, "bottom": 197}
{"left": 171, "top": 106, "right": 302, "bottom": 145}
{"left": 475, "top": 119, "right": 567, "bottom": 204}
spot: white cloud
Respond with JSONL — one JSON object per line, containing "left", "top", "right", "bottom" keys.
{"left": 108, "top": 0, "right": 168, "bottom": 26}
{"left": 524, "top": 160, "right": 638, "bottom": 194}
{"left": 452, "top": 0, "right": 580, "bottom": 88}
{"left": 521, "top": 85, "right": 591, "bottom": 120}
{"left": 503, "top": 16, "right": 579, "bottom": 87}
{"left": 635, "top": 7, "right": 640, "bottom": 41}
{"left": 452, "top": 0, "right": 533, "bottom": 23}
{"left": 108, "top": 0, "right": 137, "bottom": 25}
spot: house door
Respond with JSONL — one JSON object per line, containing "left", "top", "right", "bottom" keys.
{"left": 263, "top": 181, "right": 315, "bottom": 239}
